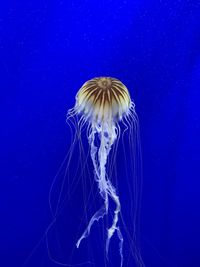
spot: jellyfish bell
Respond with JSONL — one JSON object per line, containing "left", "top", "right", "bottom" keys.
{"left": 74, "top": 77, "right": 132, "bottom": 124}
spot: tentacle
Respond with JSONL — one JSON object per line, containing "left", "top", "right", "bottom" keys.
{"left": 76, "top": 120, "right": 124, "bottom": 266}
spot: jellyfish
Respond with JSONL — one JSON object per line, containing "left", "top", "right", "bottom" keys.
{"left": 65, "top": 77, "right": 144, "bottom": 267}
{"left": 23, "top": 77, "right": 144, "bottom": 267}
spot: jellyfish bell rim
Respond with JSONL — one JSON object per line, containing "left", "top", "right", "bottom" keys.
{"left": 74, "top": 100, "right": 132, "bottom": 125}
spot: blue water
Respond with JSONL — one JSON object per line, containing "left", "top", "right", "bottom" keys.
{"left": 1, "top": 1, "right": 200, "bottom": 266}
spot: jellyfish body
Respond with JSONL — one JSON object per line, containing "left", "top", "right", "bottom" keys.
{"left": 23, "top": 77, "right": 143, "bottom": 267}
{"left": 67, "top": 77, "right": 134, "bottom": 267}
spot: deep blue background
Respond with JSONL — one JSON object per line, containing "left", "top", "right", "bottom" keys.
{"left": 0, "top": 0, "right": 200, "bottom": 266}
